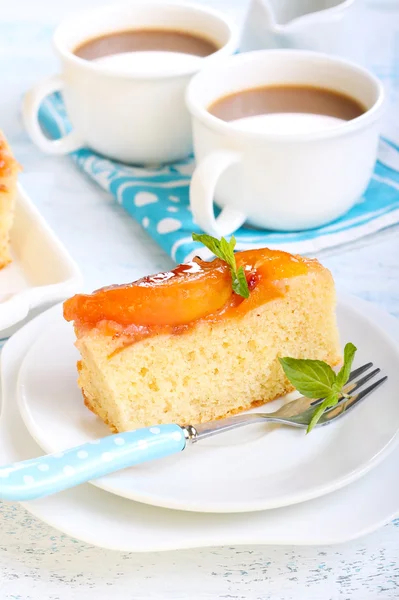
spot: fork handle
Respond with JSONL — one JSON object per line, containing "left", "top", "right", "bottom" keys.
{"left": 0, "top": 424, "right": 186, "bottom": 501}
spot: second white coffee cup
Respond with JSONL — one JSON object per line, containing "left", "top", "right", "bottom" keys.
{"left": 186, "top": 50, "right": 384, "bottom": 234}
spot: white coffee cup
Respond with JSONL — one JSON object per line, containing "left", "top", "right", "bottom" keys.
{"left": 186, "top": 50, "right": 384, "bottom": 235}
{"left": 22, "top": 2, "right": 238, "bottom": 165}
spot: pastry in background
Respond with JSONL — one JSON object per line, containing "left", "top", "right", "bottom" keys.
{"left": 0, "top": 131, "right": 20, "bottom": 269}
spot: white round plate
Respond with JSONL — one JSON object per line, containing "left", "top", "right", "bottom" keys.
{"left": 16, "top": 295, "right": 399, "bottom": 513}
{"left": 2, "top": 300, "right": 399, "bottom": 550}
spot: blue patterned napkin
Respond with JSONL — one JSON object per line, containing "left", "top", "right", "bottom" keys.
{"left": 39, "top": 93, "right": 399, "bottom": 264}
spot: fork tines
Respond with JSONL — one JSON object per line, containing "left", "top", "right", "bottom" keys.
{"left": 323, "top": 362, "right": 387, "bottom": 418}
{"left": 311, "top": 361, "right": 380, "bottom": 408}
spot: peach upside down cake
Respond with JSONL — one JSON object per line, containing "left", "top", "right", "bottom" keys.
{"left": 64, "top": 247, "right": 341, "bottom": 432}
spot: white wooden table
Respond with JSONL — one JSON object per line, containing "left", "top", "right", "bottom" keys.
{"left": 1, "top": 1, "right": 399, "bottom": 598}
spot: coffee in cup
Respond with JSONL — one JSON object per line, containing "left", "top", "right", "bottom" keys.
{"left": 208, "top": 84, "right": 366, "bottom": 134}
{"left": 74, "top": 28, "right": 219, "bottom": 63}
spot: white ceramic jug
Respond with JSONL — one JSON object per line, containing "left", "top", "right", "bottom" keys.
{"left": 240, "top": 0, "right": 365, "bottom": 63}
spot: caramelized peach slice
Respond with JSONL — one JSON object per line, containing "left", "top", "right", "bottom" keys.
{"left": 64, "top": 249, "right": 311, "bottom": 331}
{"left": 64, "top": 257, "right": 233, "bottom": 327}
{"left": 230, "top": 249, "right": 309, "bottom": 315}
{"left": 236, "top": 248, "right": 308, "bottom": 278}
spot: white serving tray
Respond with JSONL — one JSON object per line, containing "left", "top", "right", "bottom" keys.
{"left": 0, "top": 184, "right": 82, "bottom": 332}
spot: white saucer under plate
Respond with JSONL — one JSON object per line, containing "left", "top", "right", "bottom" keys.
{"left": 16, "top": 295, "right": 399, "bottom": 513}
{"left": 0, "top": 184, "right": 82, "bottom": 332}
{"left": 1, "top": 300, "right": 399, "bottom": 551}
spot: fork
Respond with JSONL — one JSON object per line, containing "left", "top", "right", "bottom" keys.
{"left": 0, "top": 362, "right": 386, "bottom": 501}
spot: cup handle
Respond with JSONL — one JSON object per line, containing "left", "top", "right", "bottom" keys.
{"left": 190, "top": 149, "right": 247, "bottom": 237}
{"left": 22, "top": 75, "right": 84, "bottom": 155}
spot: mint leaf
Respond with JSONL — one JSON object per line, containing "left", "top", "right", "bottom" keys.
{"left": 192, "top": 233, "right": 250, "bottom": 299}
{"left": 192, "top": 233, "right": 222, "bottom": 258}
{"left": 334, "top": 342, "right": 357, "bottom": 390}
{"left": 279, "top": 357, "right": 336, "bottom": 399}
{"left": 219, "top": 236, "right": 236, "bottom": 272}
{"left": 307, "top": 392, "right": 339, "bottom": 433}
{"left": 232, "top": 266, "right": 250, "bottom": 299}
{"left": 280, "top": 343, "right": 357, "bottom": 434}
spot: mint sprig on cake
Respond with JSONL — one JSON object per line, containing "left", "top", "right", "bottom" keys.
{"left": 192, "top": 233, "right": 250, "bottom": 298}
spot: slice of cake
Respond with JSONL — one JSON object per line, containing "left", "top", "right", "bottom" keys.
{"left": 0, "top": 132, "right": 19, "bottom": 269}
{"left": 64, "top": 248, "right": 341, "bottom": 432}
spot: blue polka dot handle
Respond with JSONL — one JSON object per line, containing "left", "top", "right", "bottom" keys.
{"left": 0, "top": 424, "right": 186, "bottom": 501}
